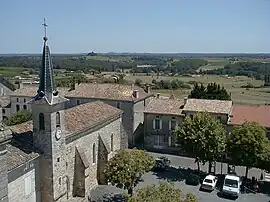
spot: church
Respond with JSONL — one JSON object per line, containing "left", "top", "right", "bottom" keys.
{"left": 0, "top": 22, "right": 125, "bottom": 202}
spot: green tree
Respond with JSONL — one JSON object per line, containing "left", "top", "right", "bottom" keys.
{"left": 4, "top": 110, "right": 32, "bottom": 126}
{"left": 127, "top": 182, "right": 198, "bottom": 202}
{"left": 104, "top": 149, "right": 155, "bottom": 196}
{"left": 175, "top": 112, "right": 227, "bottom": 172}
{"left": 189, "top": 82, "right": 231, "bottom": 100}
{"left": 135, "top": 79, "right": 142, "bottom": 86}
{"left": 227, "top": 122, "right": 270, "bottom": 178}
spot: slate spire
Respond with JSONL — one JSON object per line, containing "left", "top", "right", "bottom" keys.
{"left": 36, "top": 18, "right": 58, "bottom": 104}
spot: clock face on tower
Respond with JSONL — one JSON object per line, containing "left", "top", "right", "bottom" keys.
{"left": 55, "top": 129, "right": 62, "bottom": 140}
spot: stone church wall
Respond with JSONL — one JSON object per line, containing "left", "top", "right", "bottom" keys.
{"left": 65, "top": 117, "right": 122, "bottom": 200}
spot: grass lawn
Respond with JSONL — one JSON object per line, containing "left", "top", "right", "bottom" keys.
{"left": 0, "top": 67, "right": 30, "bottom": 77}
{"left": 125, "top": 74, "right": 270, "bottom": 105}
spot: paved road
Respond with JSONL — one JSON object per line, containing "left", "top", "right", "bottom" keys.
{"left": 90, "top": 153, "right": 270, "bottom": 202}
{"left": 149, "top": 152, "right": 264, "bottom": 179}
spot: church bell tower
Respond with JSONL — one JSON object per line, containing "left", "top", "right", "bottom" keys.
{"left": 32, "top": 19, "right": 69, "bottom": 202}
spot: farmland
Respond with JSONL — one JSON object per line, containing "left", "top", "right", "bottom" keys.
{"left": 125, "top": 74, "right": 270, "bottom": 105}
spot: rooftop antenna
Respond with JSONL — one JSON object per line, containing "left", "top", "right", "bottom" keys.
{"left": 42, "top": 18, "right": 48, "bottom": 41}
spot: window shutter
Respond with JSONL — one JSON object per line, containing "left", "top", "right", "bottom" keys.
{"left": 160, "top": 120, "right": 162, "bottom": 129}
{"left": 24, "top": 175, "right": 32, "bottom": 196}
{"left": 153, "top": 119, "right": 156, "bottom": 129}
{"left": 169, "top": 120, "right": 171, "bottom": 130}
{"left": 168, "top": 136, "right": 172, "bottom": 147}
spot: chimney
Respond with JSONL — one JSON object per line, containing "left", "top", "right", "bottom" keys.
{"left": 18, "top": 82, "right": 23, "bottom": 89}
{"left": 70, "top": 82, "right": 79, "bottom": 90}
{"left": 133, "top": 90, "right": 139, "bottom": 98}
{"left": 145, "top": 85, "right": 151, "bottom": 94}
{"left": 156, "top": 93, "right": 160, "bottom": 98}
{"left": 169, "top": 91, "right": 175, "bottom": 100}
{"left": 184, "top": 97, "right": 188, "bottom": 105}
{"left": 0, "top": 127, "right": 12, "bottom": 202}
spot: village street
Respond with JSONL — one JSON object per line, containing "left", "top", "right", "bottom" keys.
{"left": 90, "top": 152, "right": 270, "bottom": 202}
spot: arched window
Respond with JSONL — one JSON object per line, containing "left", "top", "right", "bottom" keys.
{"left": 92, "top": 143, "right": 96, "bottom": 164}
{"left": 39, "top": 113, "right": 45, "bottom": 130}
{"left": 111, "top": 134, "right": 114, "bottom": 151}
{"left": 56, "top": 112, "right": 60, "bottom": 128}
{"left": 23, "top": 105, "right": 27, "bottom": 110}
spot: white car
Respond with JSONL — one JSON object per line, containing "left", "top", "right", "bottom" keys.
{"left": 222, "top": 174, "right": 241, "bottom": 198}
{"left": 200, "top": 174, "right": 218, "bottom": 191}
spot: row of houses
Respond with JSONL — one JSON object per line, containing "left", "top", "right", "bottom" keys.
{"left": 1, "top": 81, "right": 270, "bottom": 152}
{"left": 144, "top": 96, "right": 270, "bottom": 152}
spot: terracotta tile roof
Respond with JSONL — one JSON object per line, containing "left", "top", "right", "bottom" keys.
{"left": 144, "top": 98, "right": 185, "bottom": 116}
{"left": 7, "top": 144, "right": 39, "bottom": 171}
{"left": 64, "top": 101, "right": 122, "bottom": 135}
{"left": 10, "top": 86, "right": 69, "bottom": 97}
{"left": 230, "top": 105, "right": 270, "bottom": 128}
{"left": 65, "top": 83, "right": 150, "bottom": 101}
{"left": 183, "top": 98, "right": 233, "bottom": 114}
{"left": 7, "top": 123, "right": 39, "bottom": 171}
{"left": 9, "top": 121, "right": 33, "bottom": 134}
{"left": 0, "top": 96, "right": 10, "bottom": 107}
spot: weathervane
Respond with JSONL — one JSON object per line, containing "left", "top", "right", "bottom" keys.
{"left": 42, "top": 18, "right": 48, "bottom": 41}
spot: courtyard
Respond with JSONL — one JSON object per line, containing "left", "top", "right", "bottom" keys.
{"left": 90, "top": 152, "right": 270, "bottom": 202}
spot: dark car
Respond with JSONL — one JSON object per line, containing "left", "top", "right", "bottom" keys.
{"left": 154, "top": 156, "right": 171, "bottom": 171}
{"left": 186, "top": 173, "right": 201, "bottom": 186}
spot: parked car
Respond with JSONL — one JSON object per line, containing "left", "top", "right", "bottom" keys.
{"left": 186, "top": 173, "right": 201, "bottom": 186}
{"left": 221, "top": 174, "right": 241, "bottom": 198}
{"left": 200, "top": 174, "right": 218, "bottom": 191}
{"left": 154, "top": 156, "right": 171, "bottom": 170}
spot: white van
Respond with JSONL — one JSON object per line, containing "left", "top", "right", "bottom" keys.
{"left": 222, "top": 174, "right": 241, "bottom": 198}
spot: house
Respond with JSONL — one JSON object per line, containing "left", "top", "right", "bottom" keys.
{"left": 229, "top": 105, "right": 270, "bottom": 137}
{"left": 143, "top": 97, "right": 233, "bottom": 152}
{"left": 144, "top": 97, "right": 185, "bottom": 150}
{"left": 65, "top": 82, "right": 153, "bottom": 147}
{"left": 0, "top": 26, "right": 125, "bottom": 202}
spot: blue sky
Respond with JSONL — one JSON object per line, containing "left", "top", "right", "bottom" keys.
{"left": 0, "top": 0, "right": 269, "bottom": 53}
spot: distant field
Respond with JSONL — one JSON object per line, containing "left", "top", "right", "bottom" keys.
{"left": 0, "top": 67, "right": 30, "bottom": 77}
{"left": 125, "top": 74, "right": 270, "bottom": 105}
{"left": 86, "top": 55, "right": 132, "bottom": 62}
{"left": 198, "top": 58, "right": 229, "bottom": 71}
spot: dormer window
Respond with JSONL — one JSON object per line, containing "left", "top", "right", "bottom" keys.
{"left": 39, "top": 113, "right": 45, "bottom": 130}
{"left": 56, "top": 112, "right": 60, "bottom": 128}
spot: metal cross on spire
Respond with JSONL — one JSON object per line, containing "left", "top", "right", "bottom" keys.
{"left": 42, "top": 18, "right": 48, "bottom": 41}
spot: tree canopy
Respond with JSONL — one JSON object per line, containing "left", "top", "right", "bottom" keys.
{"left": 128, "top": 182, "right": 198, "bottom": 202}
{"left": 189, "top": 82, "right": 231, "bottom": 100}
{"left": 227, "top": 122, "right": 270, "bottom": 177}
{"left": 4, "top": 110, "right": 32, "bottom": 126}
{"left": 104, "top": 149, "right": 155, "bottom": 196}
{"left": 205, "top": 61, "right": 270, "bottom": 80}
{"left": 175, "top": 112, "right": 227, "bottom": 172}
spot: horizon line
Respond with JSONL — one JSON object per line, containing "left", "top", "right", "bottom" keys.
{"left": 1, "top": 52, "right": 270, "bottom": 55}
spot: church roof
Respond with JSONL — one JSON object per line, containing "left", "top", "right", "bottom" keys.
{"left": 65, "top": 83, "right": 151, "bottom": 101}
{"left": 64, "top": 101, "right": 123, "bottom": 135}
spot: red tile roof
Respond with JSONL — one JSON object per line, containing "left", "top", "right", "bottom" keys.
{"left": 231, "top": 105, "right": 270, "bottom": 128}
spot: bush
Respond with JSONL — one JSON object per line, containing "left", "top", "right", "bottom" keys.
{"left": 4, "top": 110, "right": 32, "bottom": 126}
